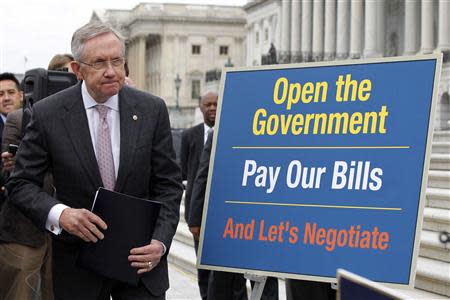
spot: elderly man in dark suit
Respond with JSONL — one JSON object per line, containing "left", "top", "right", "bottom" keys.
{"left": 7, "top": 22, "right": 182, "bottom": 300}
{"left": 180, "top": 91, "right": 217, "bottom": 299}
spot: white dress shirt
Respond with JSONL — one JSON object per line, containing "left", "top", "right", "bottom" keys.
{"left": 46, "top": 82, "right": 121, "bottom": 234}
{"left": 203, "top": 123, "right": 212, "bottom": 145}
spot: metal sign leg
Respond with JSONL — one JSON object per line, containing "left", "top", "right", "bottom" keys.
{"left": 245, "top": 273, "right": 267, "bottom": 300}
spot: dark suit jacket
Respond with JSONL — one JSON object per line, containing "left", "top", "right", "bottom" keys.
{"left": 0, "top": 117, "right": 5, "bottom": 205}
{"left": 180, "top": 123, "right": 204, "bottom": 222}
{"left": 0, "top": 109, "right": 48, "bottom": 247}
{"left": 7, "top": 83, "right": 183, "bottom": 299}
{"left": 188, "top": 130, "right": 213, "bottom": 228}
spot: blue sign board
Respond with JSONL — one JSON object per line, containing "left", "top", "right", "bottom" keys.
{"left": 198, "top": 55, "right": 441, "bottom": 286}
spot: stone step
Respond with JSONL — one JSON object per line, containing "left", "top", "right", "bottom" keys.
{"left": 419, "top": 230, "right": 450, "bottom": 263}
{"left": 430, "top": 153, "right": 450, "bottom": 170}
{"left": 422, "top": 207, "right": 450, "bottom": 232}
{"left": 428, "top": 170, "right": 450, "bottom": 189}
{"left": 426, "top": 187, "right": 450, "bottom": 209}
{"left": 174, "top": 219, "right": 195, "bottom": 248}
{"left": 415, "top": 256, "right": 450, "bottom": 297}
{"left": 433, "top": 131, "right": 450, "bottom": 143}
{"left": 168, "top": 239, "right": 198, "bottom": 276}
{"left": 432, "top": 142, "right": 450, "bottom": 154}
{"left": 393, "top": 286, "right": 449, "bottom": 299}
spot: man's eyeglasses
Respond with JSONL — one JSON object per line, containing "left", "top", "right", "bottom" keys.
{"left": 78, "top": 58, "right": 125, "bottom": 70}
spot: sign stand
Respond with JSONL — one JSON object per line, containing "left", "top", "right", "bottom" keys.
{"left": 245, "top": 273, "right": 267, "bottom": 300}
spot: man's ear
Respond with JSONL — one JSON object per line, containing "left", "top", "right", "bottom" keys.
{"left": 19, "top": 91, "right": 24, "bottom": 106}
{"left": 70, "top": 61, "right": 84, "bottom": 80}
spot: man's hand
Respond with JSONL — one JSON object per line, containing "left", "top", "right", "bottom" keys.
{"left": 1, "top": 152, "right": 15, "bottom": 172}
{"left": 59, "top": 208, "right": 107, "bottom": 242}
{"left": 189, "top": 226, "right": 200, "bottom": 241}
{"left": 128, "top": 239, "right": 165, "bottom": 274}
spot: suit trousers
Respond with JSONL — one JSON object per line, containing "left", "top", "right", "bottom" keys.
{"left": 207, "top": 270, "right": 248, "bottom": 300}
{"left": 0, "top": 235, "right": 53, "bottom": 300}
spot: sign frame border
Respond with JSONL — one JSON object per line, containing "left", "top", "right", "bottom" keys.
{"left": 196, "top": 53, "right": 442, "bottom": 288}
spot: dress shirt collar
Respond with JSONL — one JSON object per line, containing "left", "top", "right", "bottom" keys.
{"left": 81, "top": 81, "right": 119, "bottom": 112}
{"left": 203, "top": 123, "right": 213, "bottom": 144}
{"left": 203, "top": 123, "right": 212, "bottom": 134}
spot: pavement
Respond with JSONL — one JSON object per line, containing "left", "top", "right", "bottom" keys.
{"left": 166, "top": 263, "right": 287, "bottom": 300}
{"left": 167, "top": 263, "right": 202, "bottom": 300}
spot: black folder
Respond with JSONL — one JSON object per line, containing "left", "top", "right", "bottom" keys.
{"left": 77, "top": 188, "right": 161, "bottom": 285}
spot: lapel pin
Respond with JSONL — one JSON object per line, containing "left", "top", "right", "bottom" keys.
{"left": 133, "top": 115, "right": 138, "bottom": 121}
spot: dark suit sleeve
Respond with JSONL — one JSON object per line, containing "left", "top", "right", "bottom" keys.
{"left": 2, "top": 109, "right": 23, "bottom": 147}
{"left": 180, "top": 130, "right": 189, "bottom": 182}
{"left": 148, "top": 100, "right": 183, "bottom": 249}
{"left": 6, "top": 106, "right": 59, "bottom": 230}
{"left": 1, "top": 110, "right": 22, "bottom": 205}
{"left": 188, "top": 131, "right": 213, "bottom": 228}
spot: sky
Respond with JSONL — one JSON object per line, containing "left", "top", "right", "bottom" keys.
{"left": 0, "top": 0, "right": 248, "bottom": 74}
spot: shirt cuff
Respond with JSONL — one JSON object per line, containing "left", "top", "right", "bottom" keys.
{"left": 46, "top": 203, "right": 69, "bottom": 235}
{"left": 152, "top": 239, "right": 167, "bottom": 255}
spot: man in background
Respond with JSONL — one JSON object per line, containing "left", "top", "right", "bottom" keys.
{"left": 0, "top": 54, "right": 76, "bottom": 300}
{"left": 0, "top": 73, "right": 23, "bottom": 123}
{"left": 180, "top": 91, "right": 217, "bottom": 299}
{"left": 189, "top": 131, "right": 279, "bottom": 300}
{"left": 47, "top": 53, "right": 74, "bottom": 72}
{"left": 0, "top": 73, "right": 23, "bottom": 205}
{"left": 0, "top": 73, "right": 23, "bottom": 151}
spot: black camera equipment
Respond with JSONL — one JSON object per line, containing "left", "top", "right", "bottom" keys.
{"left": 21, "top": 68, "right": 78, "bottom": 137}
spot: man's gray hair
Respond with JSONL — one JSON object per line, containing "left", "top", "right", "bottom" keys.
{"left": 71, "top": 22, "right": 125, "bottom": 61}
{"left": 200, "top": 90, "right": 219, "bottom": 104}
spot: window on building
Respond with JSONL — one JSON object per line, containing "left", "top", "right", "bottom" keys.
{"left": 191, "top": 80, "right": 201, "bottom": 100}
{"left": 220, "top": 46, "right": 229, "bottom": 55}
{"left": 255, "top": 31, "right": 259, "bottom": 45}
{"left": 192, "top": 45, "right": 201, "bottom": 55}
{"left": 264, "top": 28, "right": 269, "bottom": 42}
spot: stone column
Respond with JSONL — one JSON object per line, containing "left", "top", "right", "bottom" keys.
{"left": 290, "top": 0, "right": 301, "bottom": 62}
{"left": 376, "top": 0, "right": 385, "bottom": 56}
{"left": 404, "top": 0, "right": 419, "bottom": 55}
{"left": 126, "top": 38, "right": 140, "bottom": 88}
{"left": 136, "top": 35, "right": 147, "bottom": 90}
{"left": 438, "top": 0, "right": 450, "bottom": 53}
{"left": 247, "top": 23, "right": 254, "bottom": 66}
{"left": 312, "top": 0, "right": 324, "bottom": 61}
{"left": 336, "top": 0, "right": 349, "bottom": 59}
{"left": 271, "top": 14, "right": 279, "bottom": 47}
{"left": 421, "top": 0, "right": 434, "bottom": 54}
{"left": 324, "top": 0, "right": 336, "bottom": 61}
{"left": 364, "top": 0, "right": 384, "bottom": 58}
{"left": 350, "top": 0, "right": 363, "bottom": 59}
{"left": 125, "top": 40, "right": 134, "bottom": 80}
{"left": 280, "top": 0, "right": 291, "bottom": 63}
{"left": 301, "top": 0, "right": 313, "bottom": 61}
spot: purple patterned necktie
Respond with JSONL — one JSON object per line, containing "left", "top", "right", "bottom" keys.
{"left": 95, "top": 105, "right": 115, "bottom": 190}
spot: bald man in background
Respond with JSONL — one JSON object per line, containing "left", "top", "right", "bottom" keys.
{"left": 180, "top": 91, "right": 217, "bottom": 299}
